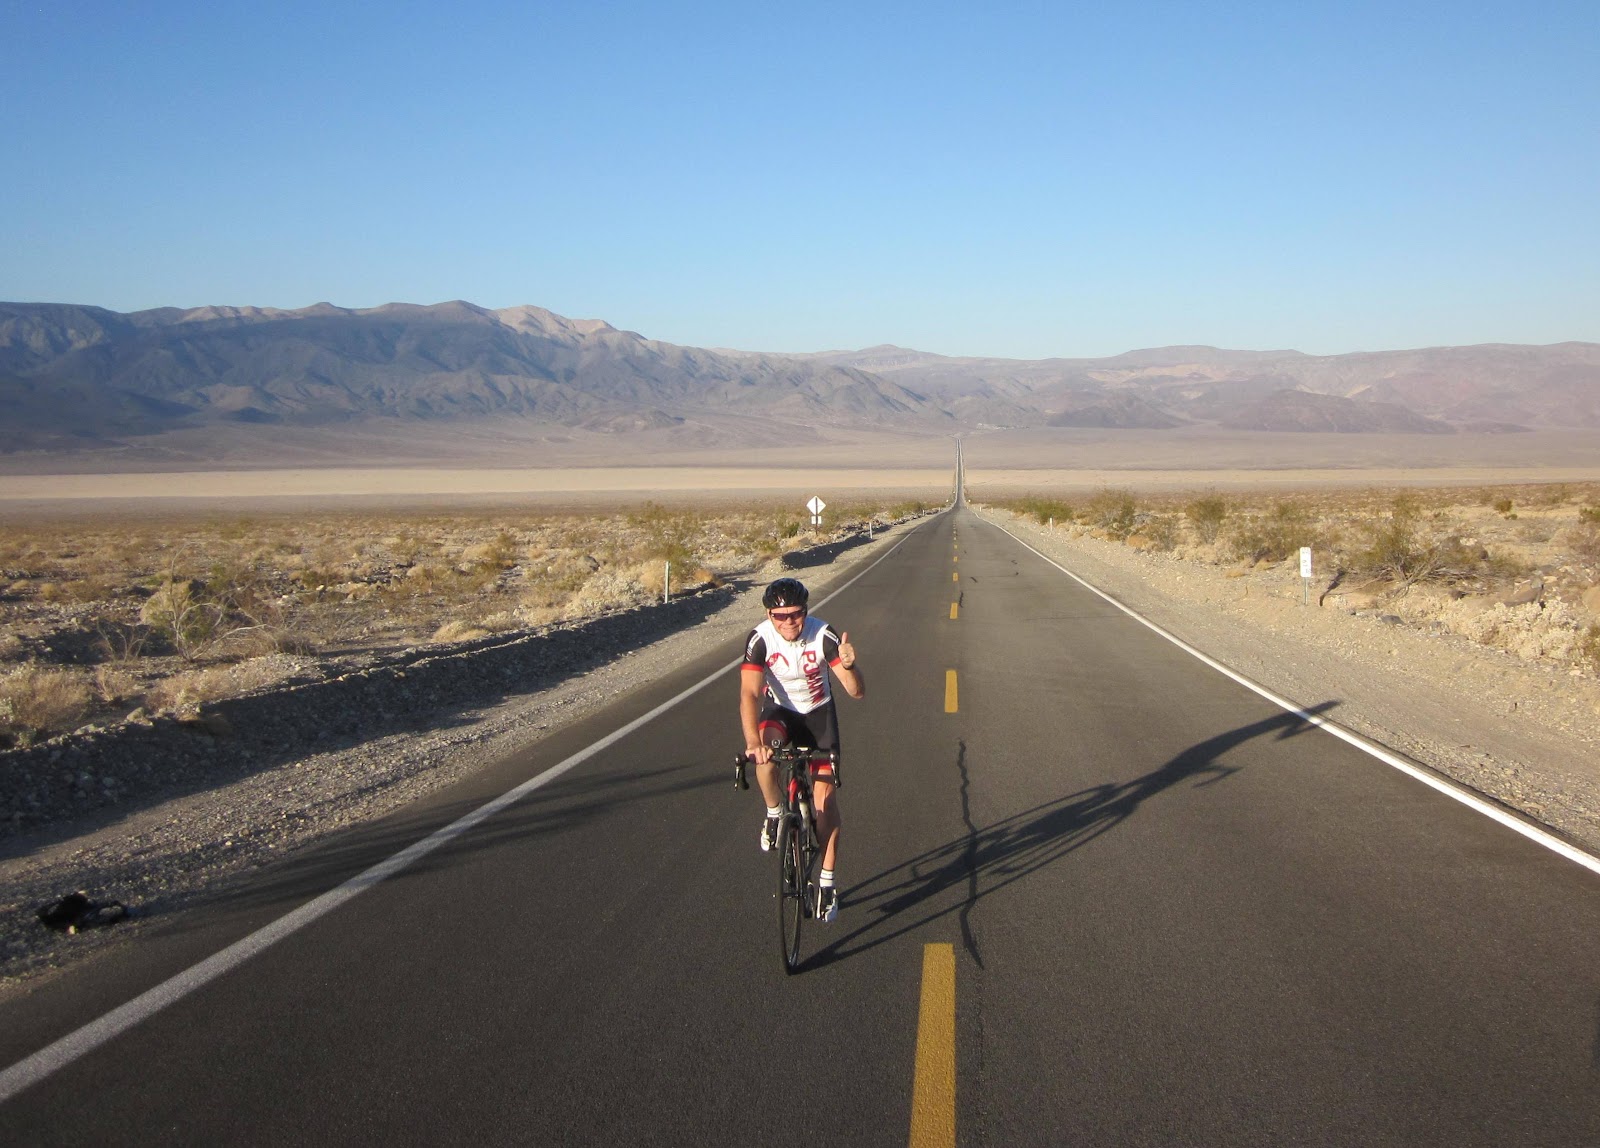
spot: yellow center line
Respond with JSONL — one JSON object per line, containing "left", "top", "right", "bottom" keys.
{"left": 949, "top": 602, "right": 958, "bottom": 620}
{"left": 951, "top": 571, "right": 958, "bottom": 583}
{"left": 909, "top": 943, "right": 956, "bottom": 1148}
{"left": 944, "top": 670, "right": 958, "bottom": 712}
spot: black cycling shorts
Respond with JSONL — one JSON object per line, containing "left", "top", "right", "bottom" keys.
{"left": 757, "top": 701, "right": 839, "bottom": 779}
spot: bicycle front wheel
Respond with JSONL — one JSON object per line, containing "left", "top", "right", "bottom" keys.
{"left": 776, "top": 812, "right": 805, "bottom": 973}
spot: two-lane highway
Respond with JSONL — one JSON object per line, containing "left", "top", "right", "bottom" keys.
{"left": 5, "top": 503, "right": 1600, "bottom": 1144}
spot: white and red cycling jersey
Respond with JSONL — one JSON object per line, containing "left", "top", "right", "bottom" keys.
{"left": 741, "top": 615, "right": 843, "bottom": 715}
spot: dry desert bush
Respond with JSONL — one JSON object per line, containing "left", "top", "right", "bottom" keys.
{"left": 0, "top": 665, "right": 91, "bottom": 747}
{"left": 0, "top": 498, "right": 928, "bottom": 747}
{"left": 141, "top": 658, "right": 297, "bottom": 718}
{"left": 1001, "top": 481, "right": 1600, "bottom": 676}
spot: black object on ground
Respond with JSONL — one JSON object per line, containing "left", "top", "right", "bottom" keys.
{"left": 36, "top": 891, "right": 128, "bottom": 933}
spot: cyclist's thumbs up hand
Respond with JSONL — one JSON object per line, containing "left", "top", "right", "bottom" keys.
{"left": 837, "top": 631, "right": 855, "bottom": 670}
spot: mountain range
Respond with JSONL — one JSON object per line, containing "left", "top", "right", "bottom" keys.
{"left": 799, "top": 342, "right": 1600, "bottom": 433}
{"left": 3, "top": 300, "right": 1598, "bottom": 454}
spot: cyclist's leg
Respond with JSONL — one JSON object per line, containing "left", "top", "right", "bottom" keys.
{"left": 813, "top": 775, "right": 840, "bottom": 871}
{"left": 810, "top": 766, "right": 841, "bottom": 921}
{"left": 755, "top": 705, "right": 800, "bottom": 808}
{"left": 802, "top": 703, "right": 842, "bottom": 875}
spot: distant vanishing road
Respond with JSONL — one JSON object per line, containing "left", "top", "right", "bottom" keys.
{"left": 5, "top": 498, "right": 1600, "bottom": 1145}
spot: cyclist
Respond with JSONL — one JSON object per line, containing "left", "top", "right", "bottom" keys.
{"left": 741, "top": 577, "right": 864, "bottom": 923}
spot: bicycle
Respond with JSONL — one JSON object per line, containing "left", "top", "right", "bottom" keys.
{"left": 735, "top": 744, "right": 841, "bottom": 974}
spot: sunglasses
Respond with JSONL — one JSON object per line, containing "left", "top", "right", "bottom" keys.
{"left": 769, "top": 608, "right": 806, "bottom": 622}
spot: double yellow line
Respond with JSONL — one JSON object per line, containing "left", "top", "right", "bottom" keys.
{"left": 909, "top": 533, "right": 961, "bottom": 1146}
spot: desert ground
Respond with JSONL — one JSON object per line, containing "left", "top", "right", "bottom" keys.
{"left": 961, "top": 426, "right": 1600, "bottom": 494}
{"left": 6, "top": 424, "right": 1599, "bottom": 507}
{"left": 0, "top": 466, "right": 954, "bottom": 510}
{"left": 0, "top": 424, "right": 958, "bottom": 516}
{"left": 0, "top": 494, "right": 942, "bottom": 750}
{"left": 0, "top": 418, "right": 958, "bottom": 477}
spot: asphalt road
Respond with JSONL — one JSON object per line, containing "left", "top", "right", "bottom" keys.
{"left": 5, "top": 502, "right": 1600, "bottom": 1145}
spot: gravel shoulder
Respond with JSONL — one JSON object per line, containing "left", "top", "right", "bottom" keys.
{"left": 972, "top": 505, "right": 1600, "bottom": 855}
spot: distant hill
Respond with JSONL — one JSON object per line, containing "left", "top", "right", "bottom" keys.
{"left": 1217, "top": 389, "right": 1454, "bottom": 434}
{"left": 1046, "top": 393, "right": 1186, "bottom": 430}
{"left": 3, "top": 300, "right": 1597, "bottom": 457}
{"left": 0, "top": 301, "right": 948, "bottom": 450}
{"left": 808, "top": 341, "right": 1600, "bottom": 430}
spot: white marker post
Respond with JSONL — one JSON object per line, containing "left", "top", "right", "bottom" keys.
{"left": 807, "top": 495, "right": 826, "bottom": 531}
{"left": 1299, "top": 546, "right": 1313, "bottom": 605}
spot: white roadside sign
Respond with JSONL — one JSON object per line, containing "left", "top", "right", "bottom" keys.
{"left": 806, "top": 496, "right": 826, "bottom": 515}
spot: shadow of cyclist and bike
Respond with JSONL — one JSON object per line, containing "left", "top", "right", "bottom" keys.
{"left": 800, "top": 702, "right": 1339, "bottom": 973}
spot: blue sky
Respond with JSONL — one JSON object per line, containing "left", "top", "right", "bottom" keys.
{"left": 4, "top": 1, "right": 1596, "bottom": 358}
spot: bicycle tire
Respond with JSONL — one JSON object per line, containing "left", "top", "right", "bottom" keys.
{"left": 776, "top": 812, "right": 805, "bottom": 973}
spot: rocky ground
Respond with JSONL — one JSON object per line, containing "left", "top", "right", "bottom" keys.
{"left": 6, "top": 498, "right": 1600, "bottom": 1002}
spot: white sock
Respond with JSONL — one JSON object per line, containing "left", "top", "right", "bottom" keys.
{"left": 766, "top": 805, "right": 781, "bottom": 819}
{"left": 819, "top": 868, "right": 835, "bottom": 888}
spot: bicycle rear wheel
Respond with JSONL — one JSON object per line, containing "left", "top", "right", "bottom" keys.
{"left": 776, "top": 812, "right": 805, "bottom": 973}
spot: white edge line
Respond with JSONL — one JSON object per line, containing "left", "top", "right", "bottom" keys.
{"left": 0, "top": 521, "right": 931, "bottom": 1105}
{"left": 978, "top": 513, "right": 1600, "bottom": 879}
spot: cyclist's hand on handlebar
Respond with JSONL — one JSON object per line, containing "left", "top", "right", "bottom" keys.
{"left": 746, "top": 743, "right": 773, "bottom": 765}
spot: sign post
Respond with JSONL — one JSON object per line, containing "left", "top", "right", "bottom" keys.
{"left": 1299, "top": 546, "right": 1313, "bottom": 605}
{"left": 807, "top": 495, "right": 826, "bottom": 530}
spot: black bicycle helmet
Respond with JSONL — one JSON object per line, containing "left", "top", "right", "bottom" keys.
{"left": 762, "top": 577, "right": 809, "bottom": 610}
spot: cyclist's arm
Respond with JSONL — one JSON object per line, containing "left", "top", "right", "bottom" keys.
{"left": 740, "top": 665, "right": 771, "bottom": 761}
{"left": 826, "top": 628, "right": 865, "bottom": 699}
